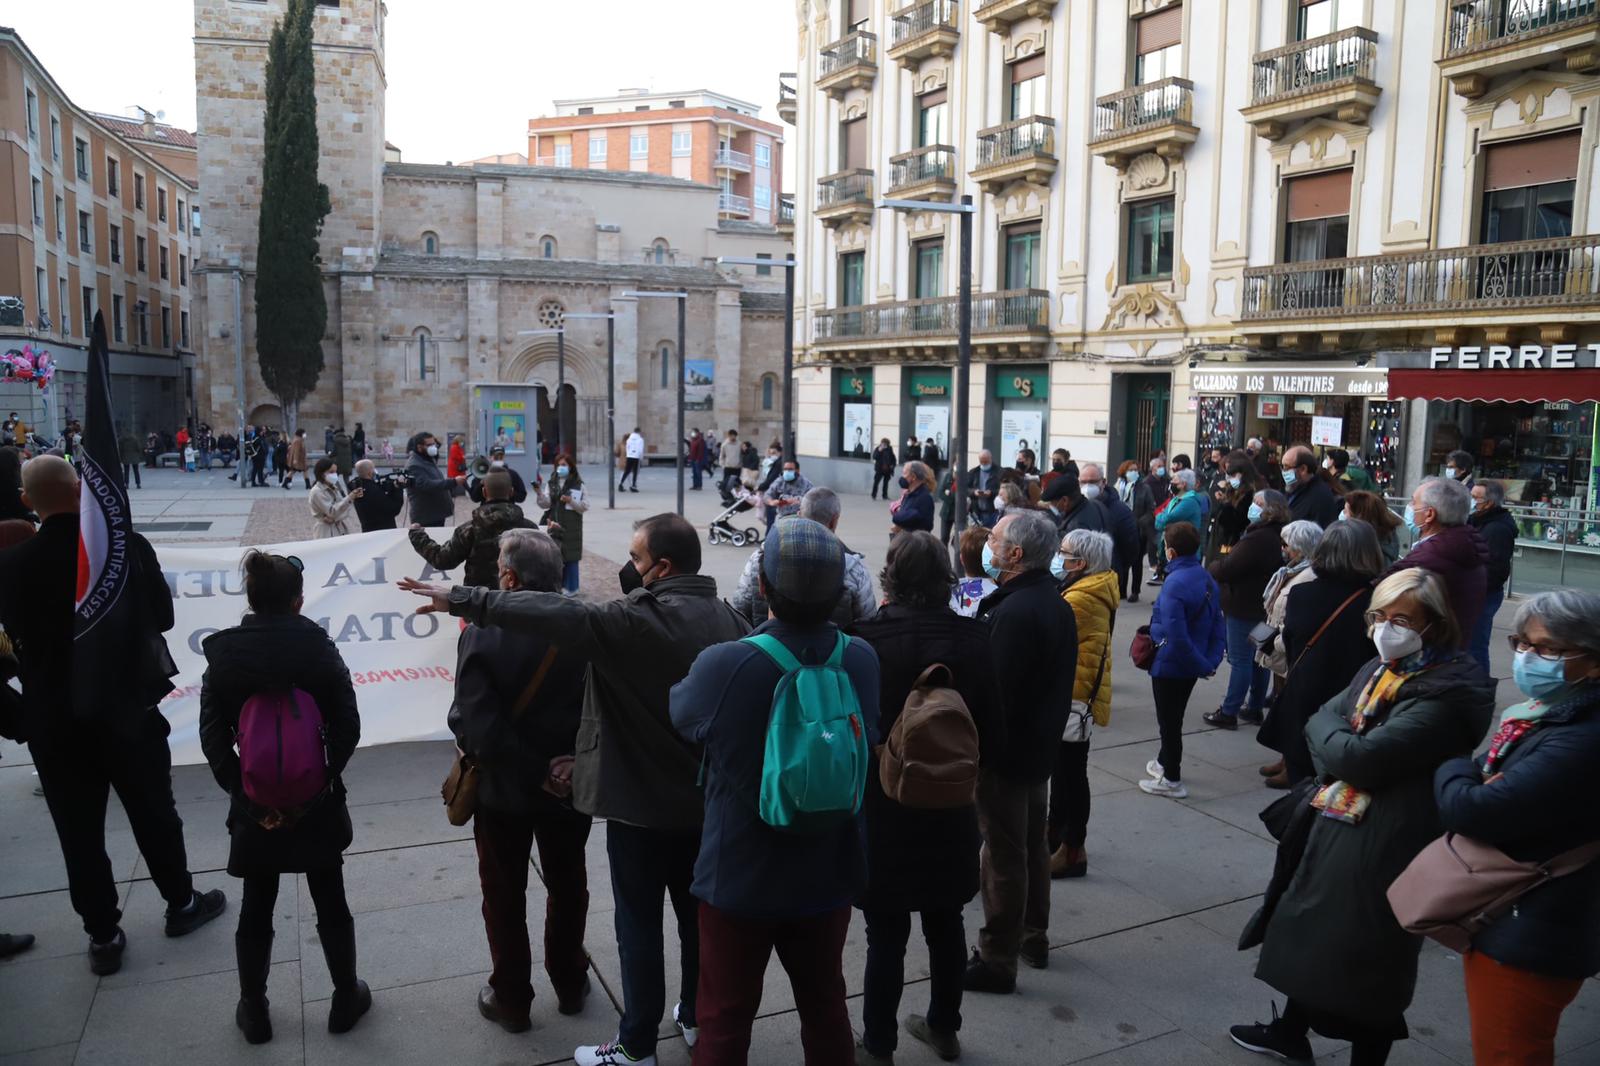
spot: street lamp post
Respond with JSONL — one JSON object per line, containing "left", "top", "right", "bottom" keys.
{"left": 564, "top": 310, "right": 620, "bottom": 510}
{"left": 621, "top": 290, "right": 689, "bottom": 516}
{"left": 517, "top": 326, "right": 566, "bottom": 455}
{"left": 878, "top": 195, "right": 976, "bottom": 539}
{"left": 716, "top": 256, "right": 798, "bottom": 460}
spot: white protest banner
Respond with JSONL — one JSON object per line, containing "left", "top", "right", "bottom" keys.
{"left": 154, "top": 529, "right": 462, "bottom": 766}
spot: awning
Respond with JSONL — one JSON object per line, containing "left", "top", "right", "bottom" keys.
{"left": 1387, "top": 368, "right": 1600, "bottom": 404}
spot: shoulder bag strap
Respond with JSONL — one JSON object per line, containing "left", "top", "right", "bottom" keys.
{"left": 508, "top": 646, "right": 561, "bottom": 721}
{"left": 1285, "top": 588, "right": 1366, "bottom": 679}
{"left": 1086, "top": 611, "right": 1118, "bottom": 708}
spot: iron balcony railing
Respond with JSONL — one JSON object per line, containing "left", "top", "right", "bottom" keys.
{"left": 1445, "top": 0, "right": 1600, "bottom": 57}
{"left": 1091, "top": 77, "right": 1196, "bottom": 142}
{"left": 715, "top": 148, "right": 752, "bottom": 169}
{"left": 817, "top": 168, "right": 875, "bottom": 210}
{"left": 888, "top": 145, "right": 958, "bottom": 189}
{"left": 718, "top": 192, "right": 752, "bottom": 214}
{"left": 814, "top": 289, "right": 1051, "bottom": 341}
{"left": 778, "top": 75, "right": 797, "bottom": 102}
{"left": 974, "top": 117, "right": 1056, "bottom": 167}
{"left": 1241, "top": 234, "right": 1600, "bottom": 319}
{"left": 778, "top": 195, "right": 796, "bottom": 224}
{"left": 819, "top": 31, "right": 879, "bottom": 78}
{"left": 891, "top": 0, "right": 959, "bottom": 47}
{"left": 1252, "top": 27, "right": 1379, "bottom": 104}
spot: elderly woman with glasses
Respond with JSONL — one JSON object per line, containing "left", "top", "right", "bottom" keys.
{"left": 1254, "top": 519, "right": 1325, "bottom": 680}
{"left": 1232, "top": 568, "right": 1492, "bottom": 1066}
{"left": 1434, "top": 589, "right": 1600, "bottom": 1065}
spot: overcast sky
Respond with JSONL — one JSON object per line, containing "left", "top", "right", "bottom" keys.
{"left": 16, "top": 0, "right": 797, "bottom": 175}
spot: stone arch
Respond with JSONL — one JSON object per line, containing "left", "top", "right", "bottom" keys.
{"left": 247, "top": 402, "right": 283, "bottom": 430}
{"left": 502, "top": 340, "right": 604, "bottom": 397}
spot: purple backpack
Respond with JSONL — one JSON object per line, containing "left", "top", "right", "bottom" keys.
{"left": 237, "top": 688, "right": 328, "bottom": 810}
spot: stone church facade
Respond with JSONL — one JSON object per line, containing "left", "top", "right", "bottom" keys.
{"left": 192, "top": 0, "right": 789, "bottom": 462}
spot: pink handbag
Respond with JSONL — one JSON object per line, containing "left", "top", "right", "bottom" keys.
{"left": 1386, "top": 832, "right": 1600, "bottom": 952}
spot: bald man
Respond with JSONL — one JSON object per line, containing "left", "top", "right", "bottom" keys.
{"left": 349, "top": 458, "right": 405, "bottom": 532}
{"left": 0, "top": 455, "right": 224, "bottom": 975}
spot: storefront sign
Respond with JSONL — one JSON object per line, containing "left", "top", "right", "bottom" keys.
{"left": 994, "top": 372, "right": 1049, "bottom": 400}
{"left": 836, "top": 370, "right": 873, "bottom": 397}
{"left": 1381, "top": 349, "right": 1600, "bottom": 404}
{"left": 907, "top": 369, "right": 951, "bottom": 398}
{"left": 1311, "top": 416, "right": 1343, "bottom": 447}
{"left": 1409, "top": 345, "right": 1600, "bottom": 370}
{"left": 1190, "top": 367, "right": 1388, "bottom": 397}
{"left": 1258, "top": 395, "right": 1285, "bottom": 419}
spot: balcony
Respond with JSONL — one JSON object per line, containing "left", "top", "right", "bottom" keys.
{"left": 1241, "top": 28, "right": 1381, "bottom": 140}
{"left": 1441, "top": 0, "right": 1600, "bottom": 98}
{"left": 889, "top": 1, "right": 960, "bottom": 68}
{"left": 816, "top": 169, "right": 876, "bottom": 228}
{"left": 887, "top": 145, "right": 959, "bottom": 201}
{"left": 715, "top": 148, "right": 753, "bottom": 172}
{"left": 970, "top": 117, "right": 1056, "bottom": 192}
{"left": 973, "top": 0, "right": 1058, "bottom": 34}
{"left": 1090, "top": 78, "right": 1198, "bottom": 170}
{"left": 1240, "top": 234, "right": 1600, "bottom": 324}
{"left": 777, "top": 194, "right": 796, "bottom": 234}
{"left": 818, "top": 31, "right": 879, "bottom": 99}
{"left": 812, "top": 290, "right": 1052, "bottom": 359}
{"left": 718, "top": 192, "right": 753, "bottom": 218}
{"left": 777, "top": 73, "right": 798, "bottom": 125}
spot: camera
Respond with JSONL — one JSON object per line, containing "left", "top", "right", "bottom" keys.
{"left": 373, "top": 471, "right": 411, "bottom": 489}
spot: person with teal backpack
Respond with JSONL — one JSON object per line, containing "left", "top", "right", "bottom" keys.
{"left": 671, "top": 516, "right": 880, "bottom": 1065}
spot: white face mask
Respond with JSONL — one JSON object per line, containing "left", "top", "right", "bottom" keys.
{"left": 324, "top": 471, "right": 340, "bottom": 486}
{"left": 490, "top": 460, "right": 505, "bottom": 469}
{"left": 1083, "top": 483, "right": 1102, "bottom": 500}
{"left": 426, "top": 444, "right": 439, "bottom": 458}
{"left": 1372, "top": 621, "right": 1424, "bottom": 662}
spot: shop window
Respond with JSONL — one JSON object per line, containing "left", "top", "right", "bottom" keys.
{"left": 835, "top": 368, "right": 875, "bottom": 458}
{"left": 1008, "top": 54, "right": 1047, "bottom": 121}
{"left": 1134, "top": 5, "right": 1183, "bottom": 85}
{"left": 1125, "top": 198, "right": 1174, "bottom": 283}
{"left": 917, "top": 88, "right": 948, "bottom": 148}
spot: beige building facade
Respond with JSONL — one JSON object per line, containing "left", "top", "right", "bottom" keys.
{"left": 192, "top": 0, "right": 790, "bottom": 462}
{"left": 0, "top": 27, "right": 198, "bottom": 437}
{"left": 788, "top": 0, "right": 1600, "bottom": 519}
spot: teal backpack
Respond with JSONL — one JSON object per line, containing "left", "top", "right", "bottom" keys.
{"left": 742, "top": 631, "right": 869, "bottom": 832}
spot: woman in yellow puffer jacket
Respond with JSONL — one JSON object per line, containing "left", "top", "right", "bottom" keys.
{"left": 1049, "top": 528, "right": 1120, "bottom": 879}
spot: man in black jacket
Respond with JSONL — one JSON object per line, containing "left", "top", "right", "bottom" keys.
{"left": 450, "top": 528, "right": 593, "bottom": 1030}
{"left": 1082, "top": 463, "right": 1141, "bottom": 600}
{"left": 965, "top": 450, "right": 1001, "bottom": 528}
{"left": 405, "top": 432, "right": 456, "bottom": 527}
{"left": 965, "top": 509, "right": 1079, "bottom": 993}
{"left": 409, "top": 472, "right": 534, "bottom": 588}
{"left": 349, "top": 460, "right": 405, "bottom": 532}
{"left": 1281, "top": 445, "right": 1341, "bottom": 527}
{"left": 468, "top": 446, "right": 530, "bottom": 504}
{"left": 1040, "top": 476, "right": 1104, "bottom": 534}
{"left": 0, "top": 456, "right": 224, "bottom": 976}
{"left": 1469, "top": 479, "right": 1518, "bottom": 675}
{"left": 870, "top": 438, "right": 896, "bottom": 500}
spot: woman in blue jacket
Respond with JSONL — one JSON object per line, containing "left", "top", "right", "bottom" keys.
{"left": 889, "top": 460, "right": 936, "bottom": 536}
{"left": 1141, "top": 521, "right": 1224, "bottom": 800}
{"left": 1434, "top": 589, "right": 1600, "bottom": 1065}
{"left": 1155, "top": 469, "right": 1206, "bottom": 558}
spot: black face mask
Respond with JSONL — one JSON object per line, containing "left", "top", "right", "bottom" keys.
{"left": 898, "top": 476, "right": 910, "bottom": 489}
{"left": 618, "top": 561, "right": 645, "bottom": 595}
{"left": 1052, "top": 461, "right": 1066, "bottom": 473}
{"left": 1015, "top": 461, "right": 1028, "bottom": 472}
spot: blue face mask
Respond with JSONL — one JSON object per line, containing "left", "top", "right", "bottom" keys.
{"left": 1247, "top": 502, "right": 1264, "bottom": 523}
{"left": 1153, "top": 465, "right": 1166, "bottom": 478}
{"left": 557, "top": 465, "right": 569, "bottom": 477}
{"left": 782, "top": 469, "right": 797, "bottom": 481}
{"left": 1513, "top": 649, "right": 1571, "bottom": 699}
{"left": 1125, "top": 471, "right": 1139, "bottom": 483}
{"left": 1403, "top": 503, "right": 1420, "bottom": 536}
{"left": 1049, "top": 553, "right": 1067, "bottom": 580}
{"left": 981, "top": 542, "right": 1003, "bottom": 581}
{"left": 1282, "top": 469, "right": 1297, "bottom": 488}
{"left": 1337, "top": 509, "right": 1349, "bottom": 521}
{"left": 980, "top": 463, "right": 992, "bottom": 473}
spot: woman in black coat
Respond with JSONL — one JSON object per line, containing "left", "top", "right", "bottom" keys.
{"left": 1203, "top": 489, "right": 1286, "bottom": 730}
{"left": 1207, "top": 450, "right": 1259, "bottom": 561}
{"left": 851, "top": 532, "right": 998, "bottom": 1065}
{"left": 1435, "top": 589, "right": 1600, "bottom": 1064}
{"left": 888, "top": 460, "right": 936, "bottom": 536}
{"left": 198, "top": 552, "right": 368, "bottom": 1044}
{"left": 1255, "top": 520, "right": 1386, "bottom": 786}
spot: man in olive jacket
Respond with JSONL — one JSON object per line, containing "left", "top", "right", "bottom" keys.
{"left": 402, "top": 513, "right": 749, "bottom": 1065}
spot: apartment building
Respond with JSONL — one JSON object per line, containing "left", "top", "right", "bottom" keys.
{"left": 528, "top": 89, "right": 788, "bottom": 226}
{"left": 789, "top": 0, "right": 1600, "bottom": 586}
{"left": 0, "top": 26, "right": 197, "bottom": 437}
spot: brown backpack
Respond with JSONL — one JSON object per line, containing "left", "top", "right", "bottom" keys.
{"left": 879, "top": 663, "right": 980, "bottom": 809}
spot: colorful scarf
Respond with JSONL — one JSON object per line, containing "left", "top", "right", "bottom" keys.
{"left": 1482, "top": 696, "right": 1555, "bottom": 773}
{"left": 1313, "top": 657, "right": 1442, "bottom": 824}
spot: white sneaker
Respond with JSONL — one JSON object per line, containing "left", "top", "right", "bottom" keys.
{"left": 1139, "top": 776, "right": 1188, "bottom": 799}
{"left": 574, "top": 1041, "right": 657, "bottom": 1066}
{"left": 674, "top": 1002, "right": 698, "bottom": 1048}
{"left": 1145, "top": 758, "right": 1164, "bottom": 780}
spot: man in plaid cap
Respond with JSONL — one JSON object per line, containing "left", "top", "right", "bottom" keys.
{"left": 671, "top": 517, "right": 880, "bottom": 1065}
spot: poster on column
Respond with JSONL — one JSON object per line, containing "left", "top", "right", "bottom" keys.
{"left": 914, "top": 405, "right": 949, "bottom": 466}
{"left": 152, "top": 529, "right": 469, "bottom": 766}
{"left": 684, "top": 360, "right": 715, "bottom": 412}
{"left": 1000, "top": 409, "right": 1043, "bottom": 466}
{"left": 841, "top": 403, "right": 872, "bottom": 457}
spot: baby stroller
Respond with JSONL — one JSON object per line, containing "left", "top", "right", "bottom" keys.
{"left": 709, "top": 484, "right": 764, "bottom": 547}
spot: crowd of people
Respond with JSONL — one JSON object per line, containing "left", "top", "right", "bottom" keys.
{"left": 0, "top": 422, "right": 1596, "bottom": 1066}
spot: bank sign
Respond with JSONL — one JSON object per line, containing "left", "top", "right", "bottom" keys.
{"left": 1190, "top": 367, "right": 1388, "bottom": 396}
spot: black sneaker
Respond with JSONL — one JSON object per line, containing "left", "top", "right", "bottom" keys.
{"left": 165, "top": 888, "right": 227, "bottom": 937}
{"left": 0, "top": 932, "right": 35, "bottom": 959}
{"left": 961, "top": 949, "right": 1015, "bottom": 994}
{"left": 89, "top": 929, "right": 126, "bottom": 975}
{"left": 1239, "top": 706, "right": 1265, "bottom": 726}
{"left": 1229, "top": 1004, "right": 1313, "bottom": 1063}
{"left": 1202, "top": 709, "right": 1238, "bottom": 730}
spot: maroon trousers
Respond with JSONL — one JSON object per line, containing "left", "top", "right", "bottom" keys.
{"left": 473, "top": 804, "right": 592, "bottom": 1014}
{"left": 693, "top": 902, "right": 853, "bottom": 1066}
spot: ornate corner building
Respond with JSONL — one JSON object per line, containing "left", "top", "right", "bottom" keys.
{"left": 788, "top": 0, "right": 1600, "bottom": 541}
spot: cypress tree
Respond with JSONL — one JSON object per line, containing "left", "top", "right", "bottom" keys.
{"left": 255, "top": 0, "right": 330, "bottom": 432}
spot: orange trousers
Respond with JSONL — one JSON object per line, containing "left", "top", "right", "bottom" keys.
{"left": 1463, "top": 950, "right": 1583, "bottom": 1065}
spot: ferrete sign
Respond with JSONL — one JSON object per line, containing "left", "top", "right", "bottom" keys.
{"left": 1189, "top": 367, "right": 1388, "bottom": 396}
{"left": 1426, "top": 345, "right": 1600, "bottom": 369}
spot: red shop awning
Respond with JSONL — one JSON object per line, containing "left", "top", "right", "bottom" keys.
{"left": 1387, "top": 369, "right": 1600, "bottom": 404}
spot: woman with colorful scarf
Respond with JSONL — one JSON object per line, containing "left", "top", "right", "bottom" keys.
{"left": 1231, "top": 568, "right": 1493, "bottom": 1066}
{"left": 1434, "top": 589, "right": 1600, "bottom": 1065}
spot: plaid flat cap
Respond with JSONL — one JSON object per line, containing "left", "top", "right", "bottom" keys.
{"left": 761, "top": 516, "right": 845, "bottom": 604}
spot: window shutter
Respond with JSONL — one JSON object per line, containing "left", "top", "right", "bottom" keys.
{"left": 1137, "top": 5, "right": 1184, "bottom": 54}
{"left": 918, "top": 87, "right": 948, "bottom": 107}
{"left": 849, "top": 0, "right": 867, "bottom": 27}
{"left": 1285, "top": 169, "right": 1353, "bottom": 222}
{"left": 1010, "top": 54, "right": 1047, "bottom": 83}
{"left": 845, "top": 117, "right": 869, "bottom": 170}
{"left": 1482, "top": 132, "right": 1581, "bottom": 192}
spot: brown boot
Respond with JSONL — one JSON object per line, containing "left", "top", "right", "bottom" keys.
{"left": 1264, "top": 770, "right": 1292, "bottom": 790}
{"left": 1259, "top": 759, "right": 1284, "bottom": 778}
{"left": 1049, "top": 845, "right": 1087, "bottom": 880}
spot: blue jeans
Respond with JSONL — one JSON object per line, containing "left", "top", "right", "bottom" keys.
{"left": 690, "top": 460, "right": 703, "bottom": 489}
{"left": 1470, "top": 585, "right": 1506, "bottom": 677}
{"left": 562, "top": 560, "right": 580, "bottom": 594}
{"left": 607, "top": 821, "right": 700, "bottom": 1056}
{"left": 1220, "top": 614, "right": 1268, "bottom": 718}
